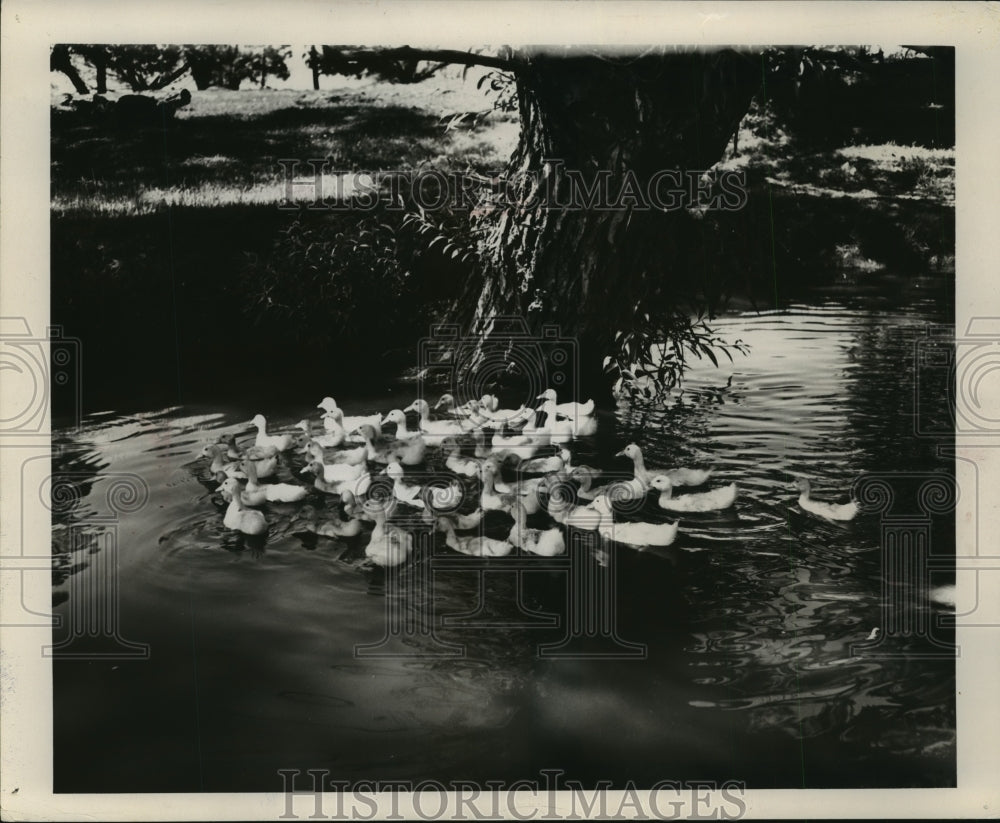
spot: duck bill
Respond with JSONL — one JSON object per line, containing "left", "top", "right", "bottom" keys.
{"left": 614, "top": 449, "right": 626, "bottom": 458}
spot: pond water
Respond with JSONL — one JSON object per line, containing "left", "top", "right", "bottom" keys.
{"left": 51, "top": 296, "right": 956, "bottom": 792}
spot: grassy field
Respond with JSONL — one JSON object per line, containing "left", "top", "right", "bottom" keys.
{"left": 52, "top": 76, "right": 520, "bottom": 215}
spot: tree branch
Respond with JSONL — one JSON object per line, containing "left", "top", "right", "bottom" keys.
{"left": 334, "top": 46, "right": 520, "bottom": 74}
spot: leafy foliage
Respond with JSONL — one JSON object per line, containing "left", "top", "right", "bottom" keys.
{"left": 242, "top": 212, "right": 421, "bottom": 354}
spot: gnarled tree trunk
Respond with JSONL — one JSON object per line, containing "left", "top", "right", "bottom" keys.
{"left": 467, "top": 48, "right": 762, "bottom": 406}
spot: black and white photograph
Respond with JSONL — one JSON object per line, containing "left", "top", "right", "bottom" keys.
{"left": 2, "top": 2, "right": 998, "bottom": 820}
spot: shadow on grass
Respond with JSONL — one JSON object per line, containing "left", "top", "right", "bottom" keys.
{"left": 52, "top": 103, "right": 452, "bottom": 196}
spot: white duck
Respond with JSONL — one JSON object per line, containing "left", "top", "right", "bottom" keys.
{"left": 507, "top": 502, "right": 565, "bottom": 556}
{"left": 534, "top": 401, "right": 576, "bottom": 444}
{"left": 591, "top": 495, "right": 679, "bottom": 547}
{"left": 380, "top": 409, "right": 422, "bottom": 441}
{"left": 650, "top": 476, "right": 736, "bottom": 512}
{"left": 382, "top": 462, "right": 426, "bottom": 509}
{"left": 546, "top": 483, "right": 603, "bottom": 529}
{"left": 365, "top": 506, "right": 413, "bottom": 567}
{"left": 537, "top": 389, "right": 596, "bottom": 420}
{"left": 479, "top": 462, "right": 520, "bottom": 513}
{"left": 245, "top": 459, "right": 308, "bottom": 503}
{"left": 307, "top": 505, "right": 364, "bottom": 539}
{"left": 250, "top": 414, "right": 294, "bottom": 453}
{"left": 438, "top": 518, "right": 513, "bottom": 557}
{"left": 616, "top": 443, "right": 712, "bottom": 487}
{"left": 434, "top": 394, "right": 491, "bottom": 426}
{"left": 295, "top": 419, "right": 344, "bottom": 450}
{"left": 218, "top": 478, "right": 268, "bottom": 536}
{"left": 318, "top": 397, "right": 382, "bottom": 438}
{"left": 572, "top": 466, "right": 647, "bottom": 502}
{"left": 518, "top": 448, "right": 571, "bottom": 475}
{"left": 794, "top": 478, "right": 858, "bottom": 522}
{"left": 404, "top": 399, "right": 467, "bottom": 437}
{"left": 201, "top": 444, "right": 247, "bottom": 481}
{"left": 441, "top": 437, "right": 482, "bottom": 478}
{"left": 305, "top": 463, "right": 371, "bottom": 497}
{"left": 300, "top": 456, "right": 366, "bottom": 486}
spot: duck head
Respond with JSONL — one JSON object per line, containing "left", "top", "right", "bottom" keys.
{"left": 537, "top": 389, "right": 558, "bottom": 403}
{"left": 434, "top": 394, "right": 455, "bottom": 411}
{"left": 381, "top": 409, "right": 407, "bottom": 429}
{"left": 793, "top": 478, "right": 811, "bottom": 493}
{"left": 615, "top": 443, "right": 641, "bottom": 461}
{"left": 317, "top": 397, "right": 338, "bottom": 413}
{"left": 404, "top": 399, "right": 429, "bottom": 416}
{"left": 649, "top": 475, "right": 673, "bottom": 495}
{"left": 250, "top": 413, "right": 267, "bottom": 429}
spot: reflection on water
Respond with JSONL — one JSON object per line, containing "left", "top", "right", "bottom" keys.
{"left": 52, "top": 299, "right": 955, "bottom": 791}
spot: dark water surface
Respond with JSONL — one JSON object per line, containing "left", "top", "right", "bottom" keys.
{"left": 52, "top": 297, "right": 956, "bottom": 792}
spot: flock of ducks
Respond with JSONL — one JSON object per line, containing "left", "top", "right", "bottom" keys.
{"left": 198, "top": 389, "right": 859, "bottom": 566}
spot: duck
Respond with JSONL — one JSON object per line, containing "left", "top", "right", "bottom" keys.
{"left": 221, "top": 436, "right": 279, "bottom": 479}
{"left": 518, "top": 448, "right": 570, "bottom": 476}
{"left": 342, "top": 489, "right": 377, "bottom": 522}
{"left": 650, "top": 475, "right": 736, "bottom": 512}
{"left": 364, "top": 506, "right": 413, "bottom": 567}
{"left": 533, "top": 401, "right": 577, "bottom": 444}
{"left": 250, "top": 414, "right": 294, "bottom": 453}
{"left": 441, "top": 437, "right": 482, "bottom": 477}
{"left": 244, "top": 459, "right": 308, "bottom": 503}
{"left": 512, "top": 475, "right": 549, "bottom": 515}
{"left": 222, "top": 432, "right": 277, "bottom": 462}
{"left": 304, "top": 462, "right": 372, "bottom": 497}
{"left": 299, "top": 453, "right": 366, "bottom": 485}
{"left": 591, "top": 495, "right": 679, "bottom": 547}
{"left": 537, "top": 388, "right": 596, "bottom": 420}
{"left": 306, "top": 503, "right": 364, "bottom": 539}
{"left": 616, "top": 443, "right": 712, "bottom": 487}
{"left": 794, "top": 478, "right": 858, "bottom": 521}
{"left": 317, "top": 397, "right": 382, "bottom": 438}
{"left": 200, "top": 443, "right": 246, "bottom": 481}
{"left": 295, "top": 419, "right": 345, "bottom": 449}
{"left": 382, "top": 461, "right": 426, "bottom": 509}
{"left": 216, "top": 475, "right": 266, "bottom": 508}
{"left": 217, "top": 477, "right": 268, "bottom": 536}
{"left": 572, "top": 465, "right": 647, "bottom": 502}
{"left": 404, "top": 399, "right": 467, "bottom": 437}
{"left": 380, "top": 409, "right": 422, "bottom": 441}
{"left": 434, "top": 394, "right": 491, "bottom": 426}
{"left": 352, "top": 424, "right": 394, "bottom": 464}
{"left": 438, "top": 518, "right": 513, "bottom": 557}
{"left": 507, "top": 502, "right": 565, "bottom": 556}
{"left": 469, "top": 398, "right": 534, "bottom": 428}
{"left": 545, "top": 482, "right": 602, "bottom": 529}
{"left": 479, "top": 462, "right": 520, "bottom": 513}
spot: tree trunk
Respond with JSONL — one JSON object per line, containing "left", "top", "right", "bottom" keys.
{"left": 310, "top": 47, "right": 321, "bottom": 90}
{"left": 51, "top": 45, "right": 89, "bottom": 95}
{"left": 467, "top": 49, "right": 761, "bottom": 407}
{"left": 95, "top": 62, "right": 108, "bottom": 95}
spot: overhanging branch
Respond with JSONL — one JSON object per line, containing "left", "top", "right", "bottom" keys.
{"left": 330, "top": 45, "right": 520, "bottom": 74}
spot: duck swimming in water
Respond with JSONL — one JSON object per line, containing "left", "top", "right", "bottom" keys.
{"left": 616, "top": 443, "right": 712, "bottom": 487}
{"left": 650, "top": 475, "right": 736, "bottom": 512}
{"left": 217, "top": 477, "right": 268, "bottom": 536}
{"left": 591, "top": 495, "right": 679, "bottom": 547}
{"left": 250, "top": 414, "right": 294, "bottom": 453}
{"left": 794, "top": 478, "right": 858, "bottom": 522}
